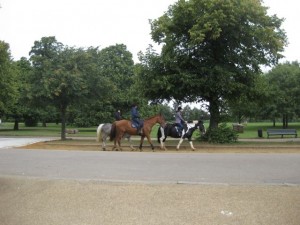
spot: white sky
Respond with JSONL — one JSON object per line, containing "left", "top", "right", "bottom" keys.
{"left": 0, "top": 0, "right": 299, "bottom": 64}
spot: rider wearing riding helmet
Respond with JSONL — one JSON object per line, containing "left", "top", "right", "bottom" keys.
{"left": 175, "top": 106, "right": 185, "bottom": 133}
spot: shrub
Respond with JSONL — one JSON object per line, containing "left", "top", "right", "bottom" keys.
{"left": 202, "top": 123, "right": 238, "bottom": 143}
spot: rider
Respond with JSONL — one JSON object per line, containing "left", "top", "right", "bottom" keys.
{"left": 114, "top": 109, "right": 122, "bottom": 121}
{"left": 131, "top": 104, "right": 142, "bottom": 135}
{"left": 175, "top": 106, "right": 185, "bottom": 134}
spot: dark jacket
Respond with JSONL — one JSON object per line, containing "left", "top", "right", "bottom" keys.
{"left": 131, "top": 107, "right": 140, "bottom": 121}
{"left": 114, "top": 111, "right": 122, "bottom": 121}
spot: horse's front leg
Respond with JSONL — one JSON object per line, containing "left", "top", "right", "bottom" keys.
{"left": 159, "top": 127, "right": 166, "bottom": 150}
{"left": 176, "top": 138, "right": 184, "bottom": 150}
{"left": 139, "top": 136, "right": 146, "bottom": 151}
{"left": 102, "top": 138, "right": 106, "bottom": 151}
{"left": 188, "top": 138, "right": 196, "bottom": 151}
{"left": 144, "top": 135, "right": 155, "bottom": 151}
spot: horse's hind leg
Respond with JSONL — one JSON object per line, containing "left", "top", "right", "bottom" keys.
{"left": 117, "top": 139, "right": 122, "bottom": 151}
{"left": 112, "top": 139, "right": 117, "bottom": 151}
{"left": 127, "top": 137, "right": 135, "bottom": 151}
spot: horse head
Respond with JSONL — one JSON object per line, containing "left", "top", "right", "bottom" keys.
{"left": 157, "top": 113, "right": 166, "bottom": 128}
{"left": 196, "top": 120, "right": 206, "bottom": 135}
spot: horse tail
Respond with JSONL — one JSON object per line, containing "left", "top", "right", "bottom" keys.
{"left": 96, "top": 124, "right": 104, "bottom": 142}
{"left": 110, "top": 122, "right": 116, "bottom": 141}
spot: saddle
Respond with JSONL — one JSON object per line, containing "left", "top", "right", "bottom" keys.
{"left": 172, "top": 124, "right": 183, "bottom": 137}
{"left": 172, "top": 123, "right": 188, "bottom": 137}
{"left": 131, "top": 120, "right": 144, "bottom": 131}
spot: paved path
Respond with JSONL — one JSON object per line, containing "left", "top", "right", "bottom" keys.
{"left": 1, "top": 148, "right": 300, "bottom": 185}
{"left": 0, "top": 137, "right": 55, "bottom": 148}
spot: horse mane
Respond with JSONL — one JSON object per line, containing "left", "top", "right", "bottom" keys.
{"left": 145, "top": 114, "right": 160, "bottom": 120}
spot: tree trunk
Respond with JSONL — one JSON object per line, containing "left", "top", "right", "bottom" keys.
{"left": 13, "top": 119, "right": 19, "bottom": 130}
{"left": 60, "top": 105, "right": 67, "bottom": 140}
{"left": 282, "top": 114, "right": 288, "bottom": 128}
{"left": 208, "top": 99, "right": 220, "bottom": 129}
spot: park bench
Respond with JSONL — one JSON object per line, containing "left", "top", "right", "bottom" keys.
{"left": 65, "top": 129, "right": 79, "bottom": 134}
{"left": 266, "top": 129, "right": 297, "bottom": 138}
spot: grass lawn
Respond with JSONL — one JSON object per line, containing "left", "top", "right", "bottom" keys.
{"left": 236, "top": 122, "right": 300, "bottom": 139}
{"left": 1, "top": 121, "right": 299, "bottom": 141}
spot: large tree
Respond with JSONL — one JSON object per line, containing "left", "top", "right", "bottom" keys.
{"left": 29, "top": 37, "right": 89, "bottom": 140}
{"left": 138, "top": 0, "right": 287, "bottom": 129}
{"left": 0, "top": 41, "right": 18, "bottom": 118}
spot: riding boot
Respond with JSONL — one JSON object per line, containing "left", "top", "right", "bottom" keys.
{"left": 137, "top": 128, "right": 142, "bottom": 135}
{"left": 177, "top": 128, "right": 182, "bottom": 137}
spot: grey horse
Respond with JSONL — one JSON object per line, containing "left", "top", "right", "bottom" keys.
{"left": 96, "top": 123, "right": 133, "bottom": 151}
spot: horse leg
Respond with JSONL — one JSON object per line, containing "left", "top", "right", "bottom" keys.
{"left": 127, "top": 137, "right": 135, "bottom": 151}
{"left": 117, "top": 132, "right": 124, "bottom": 151}
{"left": 144, "top": 135, "right": 155, "bottom": 151}
{"left": 101, "top": 133, "right": 108, "bottom": 151}
{"left": 102, "top": 138, "right": 106, "bottom": 151}
{"left": 187, "top": 136, "right": 196, "bottom": 150}
{"left": 112, "top": 139, "right": 117, "bottom": 151}
{"left": 159, "top": 127, "right": 167, "bottom": 150}
{"left": 162, "top": 141, "right": 167, "bottom": 151}
{"left": 176, "top": 138, "right": 184, "bottom": 150}
{"left": 189, "top": 141, "right": 195, "bottom": 151}
{"left": 118, "top": 139, "right": 122, "bottom": 151}
{"left": 139, "top": 136, "right": 146, "bottom": 151}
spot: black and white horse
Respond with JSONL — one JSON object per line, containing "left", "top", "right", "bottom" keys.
{"left": 96, "top": 123, "right": 133, "bottom": 151}
{"left": 157, "top": 120, "right": 205, "bottom": 150}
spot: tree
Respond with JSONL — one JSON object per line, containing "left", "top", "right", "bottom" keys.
{"left": 227, "top": 75, "right": 269, "bottom": 123}
{"left": 29, "top": 37, "right": 89, "bottom": 140}
{"left": 10, "top": 57, "right": 33, "bottom": 130}
{"left": 97, "top": 44, "right": 135, "bottom": 116}
{"left": 138, "top": 0, "right": 287, "bottom": 130}
{"left": 69, "top": 45, "right": 135, "bottom": 126}
{"left": 265, "top": 61, "right": 300, "bottom": 128}
{"left": 0, "top": 41, "right": 18, "bottom": 118}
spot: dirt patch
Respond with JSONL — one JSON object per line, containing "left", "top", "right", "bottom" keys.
{"left": 20, "top": 139, "right": 300, "bottom": 153}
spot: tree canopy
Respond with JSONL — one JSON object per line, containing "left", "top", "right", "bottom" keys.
{"left": 264, "top": 61, "right": 300, "bottom": 127}
{"left": 0, "top": 41, "right": 18, "bottom": 117}
{"left": 137, "top": 0, "right": 287, "bottom": 129}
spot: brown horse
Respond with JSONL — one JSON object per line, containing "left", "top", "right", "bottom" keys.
{"left": 110, "top": 114, "right": 166, "bottom": 151}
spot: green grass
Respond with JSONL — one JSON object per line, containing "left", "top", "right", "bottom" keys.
{"left": 0, "top": 122, "right": 97, "bottom": 137}
{"left": 234, "top": 122, "right": 300, "bottom": 139}
{"left": 1, "top": 121, "right": 299, "bottom": 140}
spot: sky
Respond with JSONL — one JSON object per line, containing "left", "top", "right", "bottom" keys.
{"left": 1, "top": 0, "right": 300, "bottom": 64}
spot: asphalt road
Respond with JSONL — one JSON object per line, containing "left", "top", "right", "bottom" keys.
{"left": 0, "top": 148, "right": 300, "bottom": 185}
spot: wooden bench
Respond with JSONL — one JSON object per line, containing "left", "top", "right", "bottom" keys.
{"left": 65, "top": 129, "right": 79, "bottom": 134}
{"left": 266, "top": 129, "right": 297, "bottom": 138}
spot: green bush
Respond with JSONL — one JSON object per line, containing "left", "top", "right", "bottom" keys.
{"left": 203, "top": 123, "right": 238, "bottom": 143}
{"left": 24, "top": 117, "right": 38, "bottom": 127}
